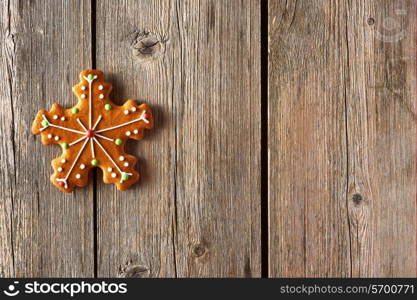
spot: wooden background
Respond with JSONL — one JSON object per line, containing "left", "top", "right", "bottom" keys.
{"left": 0, "top": 0, "right": 415, "bottom": 277}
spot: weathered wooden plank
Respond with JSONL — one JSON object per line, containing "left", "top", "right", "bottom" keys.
{"left": 0, "top": 0, "right": 94, "bottom": 277}
{"left": 268, "top": 0, "right": 416, "bottom": 277}
{"left": 95, "top": 0, "right": 261, "bottom": 277}
{"left": 345, "top": 0, "right": 416, "bottom": 277}
{"left": 268, "top": 0, "right": 350, "bottom": 277}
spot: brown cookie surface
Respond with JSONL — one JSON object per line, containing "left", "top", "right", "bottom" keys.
{"left": 32, "top": 70, "right": 153, "bottom": 192}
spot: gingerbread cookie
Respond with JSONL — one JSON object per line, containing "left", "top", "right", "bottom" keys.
{"left": 32, "top": 70, "right": 153, "bottom": 192}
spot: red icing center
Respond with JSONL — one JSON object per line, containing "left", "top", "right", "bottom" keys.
{"left": 86, "top": 129, "right": 94, "bottom": 138}
{"left": 58, "top": 181, "right": 65, "bottom": 187}
{"left": 143, "top": 113, "right": 150, "bottom": 120}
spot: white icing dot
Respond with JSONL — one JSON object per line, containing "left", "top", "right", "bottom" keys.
{"left": 133, "top": 129, "right": 138, "bottom": 134}
{"left": 48, "top": 134, "right": 53, "bottom": 139}
{"left": 107, "top": 167, "right": 113, "bottom": 172}
{"left": 81, "top": 94, "right": 86, "bottom": 99}
{"left": 99, "top": 94, "right": 104, "bottom": 99}
{"left": 61, "top": 159, "right": 66, "bottom": 163}
{"left": 57, "top": 167, "right": 63, "bottom": 172}
{"left": 54, "top": 136, "right": 60, "bottom": 141}
{"left": 124, "top": 109, "right": 129, "bottom": 115}
{"left": 98, "top": 85, "right": 104, "bottom": 90}
{"left": 131, "top": 107, "right": 137, "bottom": 112}
{"left": 81, "top": 86, "right": 86, "bottom": 90}
{"left": 60, "top": 116, "right": 66, "bottom": 121}
{"left": 124, "top": 162, "right": 129, "bottom": 167}
{"left": 125, "top": 131, "right": 131, "bottom": 136}
{"left": 80, "top": 164, "right": 86, "bottom": 169}
{"left": 111, "top": 173, "right": 117, "bottom": 178}
{"left": 119, "top": 156, "right": 125, "bottom": 161}
{"left": 53, "top": 115, "right": 59, "bottom": 120}
{"left": 75, "top": 174, "right": 81, "bottom": 179}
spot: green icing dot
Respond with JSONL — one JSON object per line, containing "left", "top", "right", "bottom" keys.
{"left": 91, "top": 159, "right": 99, "bottom": 166}
{"left": 87, "top": 74, "right": 95, "bottom": 81}
{"left": 62, "top": 143, "right": 69, "bottom": 150}
{"left": 115, "top": 138, "right": 122, "bottom": 146}
{"left": 72, "top": 107, "right": 79, "bottom": 114}
{"left": 105, "top": 104, "right": 112, "bottom": 111}
{"left": 41, "top": 120, "right": 49, "bottom": 127}
{"left": 122, "top": 173, "right": 130, "bottom": 182}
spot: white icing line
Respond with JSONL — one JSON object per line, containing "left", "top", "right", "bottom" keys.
{"left": 69, "top": 136, "right": 87, "bottom": 147}
{"left": 56, "top": 178, "right": 68, "bottom": 189}
{"left": 83, "top": 74, "right": 97, "bottom": 129}
{"left": 77, "top": 118, "right": 88, "bottom": 131}
{"left": 64, "top": 138, "right": 89, "bottom": 181}
{"left": 48, "top": 124, "right": 85, "bottom": 134}
{"left": 42, "top": 114, "right": 85, "bottom": 134}
{"left": 95, "top": 133, "right": 114, "bottom": 142}
{"left": 139, "top": 110, "right": 150, "bottom": 124}
{"left": 92, "top": 115, "right": 102, "bottom": 130}
{"left": 90, "top": 138, "right": 95, "bottom": 158}
{"left": 95, "top": 111, "right": 149, "bottom": 133}
{"left": 92, "top": 137, "right": 123, "bottom": 174}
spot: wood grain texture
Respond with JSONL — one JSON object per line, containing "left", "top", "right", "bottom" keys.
{"left": 0, "top": 0, "right": 94, "bottom": 277}
{"left": 95, "top": 0, "right": 261, "bottom": 277}
{"left": 345, "top": 0, "right": 416, "bottom": 277}
{"left": 268, "top": 0, "right": 416, "bottom": 277}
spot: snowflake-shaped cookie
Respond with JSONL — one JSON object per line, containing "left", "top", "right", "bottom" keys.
{"left": 32, "top": 70, "right": 153, "bottom": 192}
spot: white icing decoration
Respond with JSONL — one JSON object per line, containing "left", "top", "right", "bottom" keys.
{"left": 81, "top": 86, "right": 86, "bottom": 90}
{"left": 61, "top": 116, "right": 66, "bottom": 121}
{"left": 56, "top": 178, "right": 68, "bottom": 189}
{"left": 119, "top": 156, "right": 125, "bottom": 161}
{"left": 80, "top": 164, "right": 86, "bottom": 169}
{"left": 92, "top": 115, "right": 102, "bottom": 130}
{"left": 42, "top": 115, "right": 85, "bottom": 135}
{"left": 90, "top": 139, "right": 95, "bottom": 158}
{"left": 81, "top": 94, "right": 86, "bottom": 99}
{"left": 95, "top": 111, "right": 150, "bottom": 133}
{"left": 131, "top": 107, "right": 137, "bottom": 112}
{"left": 124, "top": 162, "right": 129, "bottom": 167}
{"left": 82, "top": 74, "right": 97, "bottom": 129}
{"left": 54, "top": 136, "right": 60, "bottom": 141}
{"left": 99, "top": 94, "right": 104, "bottom": 99}
{"left": 58, "top": 167, "right": 63, "bottom": 172}
{"left": 95, "top": 133, "right": 113, "bottom": 142}
{"left": 111, "top": 173, "right": 117, "bottom": 178}
{"left": 77, "top": 118, "right": 87, "bottom": 131}
{"left": 48, "top": 134, "right": 53, "bottom": 139}
{"left": 62, "top": 138, "right": 89, "bottom": 181}
{"left": 133, "top": 129, "right": 138, "bottom": 134}
{"left": 69, "top": 136, "right": 87, "bottom": 147}
{"left": 61, "top": 159, "right": 66, "bottom": 163}
{"left": 123, "top": 110, "right": 129, "bottom": 115}
{"left": 92, "top": 137, "right": 130, "bottom": 182}
{"left": 75, "top": 174, "right": 81, "bottom": 179}
{"left": 125, "top": 131, "right": 131, "bottom": 136}
{"left": 98, "top": 85, "right": 104, "bottom": 90}
{"left": 53, "top": 115, "right": 59, "bottom": 120}
{"left": 107, "top": 167, "right": 113, "bottom": 172}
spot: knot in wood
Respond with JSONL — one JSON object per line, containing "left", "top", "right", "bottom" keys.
{"left": 352, "top": 193, "right": 363, "bottom": 205}
{"left": 128, "top": 30, "right": 166, "bottom": 63}
{"left": 119, "top": 265, "right": 150, "bottom": 278}
{"left": 192, "top": 244, "right": 206, "bottom": 257}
